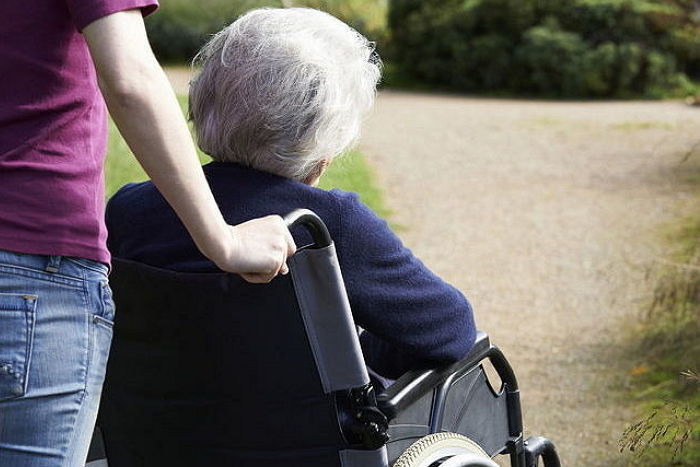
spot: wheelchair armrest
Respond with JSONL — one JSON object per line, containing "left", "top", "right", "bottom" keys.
{"left": 377, "top": 331, "right": 491, "bottom": 419}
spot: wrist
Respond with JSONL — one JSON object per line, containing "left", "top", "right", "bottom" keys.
{"left": 196, "top": 220, "right": 238, "bottom": 268}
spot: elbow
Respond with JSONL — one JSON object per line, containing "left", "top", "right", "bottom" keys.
{"left": 99, "top": 76, "right": 145, "bottom": 111}
{"left": 459, "top": 299, "right": 478, "bottom": 356}
{"left": 457, "top": 317, "right": 478, "bottom": 360}
{"left": 442, "top": 298, "right": 477, "bottom": 362}
{"left": 98, "top": 60, "right": 161, "bottom": 108}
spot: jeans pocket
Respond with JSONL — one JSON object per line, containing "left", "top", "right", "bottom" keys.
{"left": 98, "top": 281, "right": 115, "bottom": 324}
{"left": 87, "top": 316, "right": 113, "bottom": 399}
{"left": 86, "top": 282, "right": 115, "bottom": 397}
{"left": 0, "top": 293, "right": 37, "bottom": 401}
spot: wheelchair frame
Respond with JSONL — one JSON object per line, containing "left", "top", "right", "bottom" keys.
{"left": 285, "top": 209, "right": 560, "bottom": 467}
{"left": 86, "top": 210, "right": 560, "bottom": 467}
{"left": 377, "top": 332, "right": 560, "bottom": 467}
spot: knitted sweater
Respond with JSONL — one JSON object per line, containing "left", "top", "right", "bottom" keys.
{"left": 106, "top": 162, "right": 476, "bottom": 378}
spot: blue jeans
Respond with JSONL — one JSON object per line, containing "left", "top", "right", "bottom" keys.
{"left": 0, "top": 250, "right": 114, "bottom": 466}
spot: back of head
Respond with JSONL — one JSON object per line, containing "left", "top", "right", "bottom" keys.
{"left": 189, "top": 8, "right": 381, "bottom": 182}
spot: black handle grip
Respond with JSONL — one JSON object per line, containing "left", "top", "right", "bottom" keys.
{"left": 283, "top": 209, "right": 332, "bottom": 249}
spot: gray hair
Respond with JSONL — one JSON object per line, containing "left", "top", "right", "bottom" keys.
{"left": 189, "top": 7, "right": 381, "bottom": 181}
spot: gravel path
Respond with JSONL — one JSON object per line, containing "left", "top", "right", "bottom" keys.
{"left": 359, "top": 91, "right": 700, "bottom": 465}
{"left": 166, "top": 69, "right": 699, "bottom": 464}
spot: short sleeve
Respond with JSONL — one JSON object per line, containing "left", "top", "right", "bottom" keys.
{"left": 65, "top": 0, "right": 159, "bottom": 31}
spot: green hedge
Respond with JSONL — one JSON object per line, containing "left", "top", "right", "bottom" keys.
{"left": 145, "top": 0, "right": 388, "bottom": 64}
{"left": 389, "top": 0, "right": 700, "bottom": 97}
{"left": 145, "top": 0, "right": 272, "bottom": 63}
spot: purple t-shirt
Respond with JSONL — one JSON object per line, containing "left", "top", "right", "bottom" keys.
{"left": 0, "top": 0, "right": 158, "bottom": 264}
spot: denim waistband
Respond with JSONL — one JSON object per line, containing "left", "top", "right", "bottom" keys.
{"left": 0, "top": 249, "right": 109, "bottom": 281}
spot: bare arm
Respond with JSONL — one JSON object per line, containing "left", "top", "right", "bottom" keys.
{"left": 83, "top": 10, "right": 295, "bottom": 282}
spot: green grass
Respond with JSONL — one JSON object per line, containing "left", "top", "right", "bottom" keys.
{"left": 105, "top": 95, "right": 391, "bottom": 218}
{"left": 620, "top": 347, "right": 700, "bottom": 465}
{"left": 619, "top": 185, "right": 700, "bottom": 464}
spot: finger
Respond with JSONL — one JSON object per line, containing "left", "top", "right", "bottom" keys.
{"left": 240, "top": 273, "right": 263, "bottom": 283}
{"left": 271, "top": 249, "right": 288, "bottom": 277}
{"left": 285, "top": 228, "right": 297, "bottom": 256}
{"left": 241, "top": 272, "right": 275, "bottom": 284}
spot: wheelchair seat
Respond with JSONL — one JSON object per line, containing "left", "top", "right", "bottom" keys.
{"left": 88, "top": 210, "right": 559, "bottom": 467}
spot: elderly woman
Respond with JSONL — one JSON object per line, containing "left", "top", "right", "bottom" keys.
{"left": 103, "top": 7, "right": 476, "bottom": 466}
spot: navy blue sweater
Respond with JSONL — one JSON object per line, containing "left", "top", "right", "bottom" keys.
{"left": 106, "top": 162, "right": 476, "bottom": 378}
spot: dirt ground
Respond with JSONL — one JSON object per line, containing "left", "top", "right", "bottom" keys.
{"left": 165, "top": 68, "right": 700, "bottom": 464}
{"left": 360, "top": 92, "right": 700, "bottom": 465}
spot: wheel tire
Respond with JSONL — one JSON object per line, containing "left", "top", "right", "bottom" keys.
{"left": 393, "top": 432, "right": 497, "bottom": 467}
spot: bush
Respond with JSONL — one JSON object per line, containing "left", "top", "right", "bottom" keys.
{"left": 389, "top": 0, "right": 700, "bottom": 97}
{"left": 146, "top": 0, "right": 388, "bottom": 63}
{"left": 296, "top": 0, "right": 389, "bottom": 52}
{"left": 514, "top": 19, "right": 587, "bottom": 96}
{"left": 145, "top": 0, "right": 275, "bottom": 63}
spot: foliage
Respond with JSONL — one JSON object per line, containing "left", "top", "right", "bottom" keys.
{"left": 620, "top": 396, "right": 699, "bottom": 464}
{"left": 145, "top": 0, "right": 388, "bottom": 63}
{"left": 105, "top": 95, "right": 391, "bottom": 219}
{"left": 388, "top": 0, "right": 700, "bottom": 97}
{"left": 287, "top": 0, "right": 389, "bottom": 53}
{"left": 619, "top": 161, "right": 700, "bottom": 464}
{"left": 145, "top": 0, "right": 271, "bottom": 63}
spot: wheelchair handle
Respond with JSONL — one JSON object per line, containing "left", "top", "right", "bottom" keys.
{"left": 283, "top": 209, "right": 333, "bottom": 249}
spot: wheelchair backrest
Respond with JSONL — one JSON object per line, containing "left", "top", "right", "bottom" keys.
{"left": 98, "top": 237, "right": 387, "bottom": 466}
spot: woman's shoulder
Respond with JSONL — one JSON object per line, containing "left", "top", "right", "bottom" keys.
{"left": 276, "top": 185, "right": 365, "bottom": 222}
{"left": 323, "top": 189, "right": 383, "bottom": 231}
{"left": 321, "top": 189, "right": 402, "bottom": 258}
{"left": 326, "top": 188, "right": 359, "bottom": 204}
{"left": 325, "top": 188, "right": 373, "bottom": 218}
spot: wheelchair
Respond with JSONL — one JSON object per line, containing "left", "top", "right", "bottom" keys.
{"left": 86, "top": 210, "right": 560, "bottom": 467}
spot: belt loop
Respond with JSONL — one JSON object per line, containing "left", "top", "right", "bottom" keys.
{"left": 45, "top": 256, "right": 62, "bottom": 273}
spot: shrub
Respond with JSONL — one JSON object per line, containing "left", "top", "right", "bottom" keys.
{"left": 145, "top": 0, "right": 269, "bottom": 63}
{"left": 389, "top": 0, "right": 700, "bottom": 97}
{"left": 514, "top": 19, "right": 587, "bottom": 96}
{"left": 146, "top": 0, "right": 388, "bottom": 63}
{"left": 296, "top": 0, "right": 389, "bottom": 51}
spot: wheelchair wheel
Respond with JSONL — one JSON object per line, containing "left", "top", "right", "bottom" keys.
{"left": 393, "top": 432, "right": 498, "bottom": 467}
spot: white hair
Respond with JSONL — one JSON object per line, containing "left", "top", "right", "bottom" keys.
{"left": 189, "top": 7, "right": 382, "bottom": 181}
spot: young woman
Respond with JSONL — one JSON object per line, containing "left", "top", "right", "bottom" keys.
{"left": 0, "top": 2, "right": 294, "bottom": 465}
